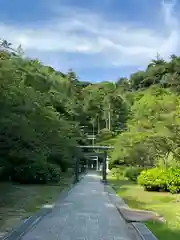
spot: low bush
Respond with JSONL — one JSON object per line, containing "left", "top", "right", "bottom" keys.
{"left": 166, "top": 167, "right": 180, "bottom": 194}
{"left": 138, "top": 167, "right": 180, "bottom": 194}
{"left": 12, "top": 162, "right": 61, "bottom": 184}
{"left": 110, "top": 166, "right": 144, "bottom": 181}
{"left": 47, "top": 163, "right": 61, "bottom": 183}
{"left": 12, "top": 162, "right": 49, "bottom": 184}
{"left": 138, "top": 168, "right": 167, "bottom": 191}
{"left": 110, "top": 167, "right": 126, "bottom": 179}
{"left": 124, "top": 167, "right": 144, "bottom": 181}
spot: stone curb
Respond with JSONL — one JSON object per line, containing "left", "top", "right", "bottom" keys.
{"left": 105, "top": 184, "right": 159, "bottom": 240}
{"left": 1, "top": 173, "right": 86, "bottom": 240}
{"left": 131, "top": 222, "right": 158, "bottom": 240}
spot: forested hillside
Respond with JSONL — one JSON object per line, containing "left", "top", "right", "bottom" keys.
{"left": 110, "top": 55, "right": 180, "bottom": 169}
{"left": 0, "top": 42, "right": 90, "bottom": 184}
{"left": 1, "top": 40, "right": 180, "bottom": 184}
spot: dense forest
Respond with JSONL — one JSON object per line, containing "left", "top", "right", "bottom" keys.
{"left": 1, "top": 39, "right": 180, "bottom": 185}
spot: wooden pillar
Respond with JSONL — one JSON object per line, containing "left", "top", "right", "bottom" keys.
{"left": 74, "top": 158, "right": 79, "bottom": 183}
{"left": 102, "top": 151, "right": 107, "bottom": 183}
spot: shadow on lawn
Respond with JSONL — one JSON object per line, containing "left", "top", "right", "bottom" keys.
{"left": 109, "top": 178, "right": 148, "bottom": 209}
{"left": 109, "top": 178, "right": 135, "bottom": 186}
{"left": 122, "top": 196, "right": 147, "bottom": 209}
{"left": 108, "top": 178, "right": 136, "bottom": 193}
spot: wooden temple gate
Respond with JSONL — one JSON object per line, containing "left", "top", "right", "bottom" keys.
{"left": 74, "top": 145, "right": 114, "bottom": 184}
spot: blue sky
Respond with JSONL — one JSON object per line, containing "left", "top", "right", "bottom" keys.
{"left": 0, "top": 0, "right": 179, "bottom": 82}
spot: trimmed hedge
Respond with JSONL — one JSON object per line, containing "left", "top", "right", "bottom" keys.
{"left": 138, "top": 167, "right": 180, "bottom": 194}
{"left": 138, "top": 168, "right": 167, "bottom": 191}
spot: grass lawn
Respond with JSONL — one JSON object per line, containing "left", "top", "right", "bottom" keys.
{"left": 0, "top": 171, "right": 74, "bottom": 236}
{"left": 108, "top": 175, "right": 180, "bottom": 240}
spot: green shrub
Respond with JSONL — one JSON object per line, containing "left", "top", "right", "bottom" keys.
{"left": 48, "top": 154, "right": 69, "bottom": 173}
{"left": 124, "top": 167, "right": 144, "bottom": 181}
{"left": 110, "top": 166, "right": 144, "bottom": 181}
{"left": 110, "top": 167, "right": 126, "bottom": 179}
{"left": 47, "top": 163, "right": 61, "bottom": 183}
{"left": 167, "top": 185, "right": 180, "bottom": 194}
{"left": 138, "top": 167, "right": 180, "bottom": 194}
{"left": 12, "top": 162, "right": 49, "bottom": 184}
{"left": 138, "top": 168, "right": 167, "bottom": 191}
{"left": 12, "top": 162, "right": 61, "bottom": 184}
{"left": 166, "top": 167, "right": 180, "bottom": 194}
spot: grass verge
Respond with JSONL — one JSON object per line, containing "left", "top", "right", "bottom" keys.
{"left": 108, "top": 175, "right": 180, "bottom": 240}
{"left": 0, "top": 171, "right": 74, "bottom": 236}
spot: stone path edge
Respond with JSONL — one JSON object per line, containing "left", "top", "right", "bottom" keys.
{"left": 1, "top": 173, "right": 86, "bottom": 240}
{"left": 104, "top": 183, "right": 159, "bottom": 240}
{"left": 131, "top": 222, "right": 158, "bottom": 240}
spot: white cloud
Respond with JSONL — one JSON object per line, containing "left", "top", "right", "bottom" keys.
{"left": 0, "top": 0, "right": 179, "bottom": 69}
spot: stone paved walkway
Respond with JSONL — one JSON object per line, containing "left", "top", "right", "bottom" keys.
{"left": 22, "top": 172, "right": 132, "bottom": 240}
